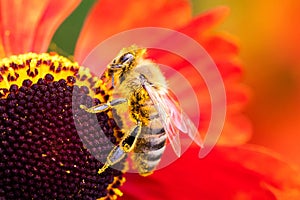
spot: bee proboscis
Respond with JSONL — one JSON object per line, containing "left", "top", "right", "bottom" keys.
{"left": 80, "top": 46, "right": 203, "bottom": 176}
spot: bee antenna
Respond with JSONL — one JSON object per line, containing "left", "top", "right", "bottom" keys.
{"left": 111, "top": 71, "right": 115, "bottom": 88}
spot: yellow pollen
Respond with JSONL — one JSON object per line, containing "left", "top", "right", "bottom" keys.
{"left": 0, "top": 52, "right": 127, "bottom": 199}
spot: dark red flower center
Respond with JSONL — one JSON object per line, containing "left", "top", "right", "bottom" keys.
{"left": 0, "top": 53, "right": 125, "bottom": 199}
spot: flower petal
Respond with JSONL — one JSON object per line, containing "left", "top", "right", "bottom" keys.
{"left": 32, "top": 0, "right": 81, "bottom": 53}
{"left": 74, "top": 0, "right": 192, "bottom": 63}
{"left": 183, "top": 10, "right": 250, "bottom": 145}
{"left": 0, "top": 37, "right": 4, "bottom": 57}
{"left": 179, "top": 6, "right": 230, "bottom": 35}
{"left": 122, "top": 145, "right": 300, "bottom": 199}
{"left": 145, "top": 7, "right": 251, "bottom": 145}
{"left": 0, "top": 0, "right": 80, "bottom": 58}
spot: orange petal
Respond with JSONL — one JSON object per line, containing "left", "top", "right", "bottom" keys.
{"left": 0, "top": 0, "right": 46, "bottom": 56}
{"left": 146, "top": 59, "right": 249, "bottom": 145}
{"left": 203, "top": 35, "right": 239, "bottom": 60}
{"left": 122, "top": 145, "right": 300, "bottom": 199}
{"left": 178, "top": 6, "right": 230, "bottom": 36}
{"left": 74, "top": 0, "right": 192, "bottom": 64}
{"left": 32, "top": 0, "right": 81, "bottom": 53}
{"left": 220, "top": 114, "right": 252, "bottom": 145}
{"left": 0, "top": 0, "right": 80, "bottom": 58}
{"left": 177, "top": 8, "right": 251, "bottom": 145}
{"left": 0, "top": 36, "right": 4, "bottom": 57}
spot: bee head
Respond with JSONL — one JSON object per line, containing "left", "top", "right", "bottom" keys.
{"left": 107, "top": 46, "right": 147, "bottom": 88}
{"left": 109, "top": 52, "right": 135, "bottom": 72}
{"left": 108, "top": 46, "right": 146, "bottom": 73}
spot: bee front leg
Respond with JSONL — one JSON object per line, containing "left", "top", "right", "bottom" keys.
{"left": 80, "top": 98, "right": 127, "bottom": 113}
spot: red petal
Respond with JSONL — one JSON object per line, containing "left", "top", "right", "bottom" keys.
{"left": 146, "top": 53, "right": 250, "bottom": 145}
{"left": 32, "top": 0, "right": 81, "bottom": 53}
{"left": 0, "top": 37, "right": 4, "bottom": 57}
{"left": 178, "top": 6, "right": 230, "bottom": 36}
{"left": 122, "top": 145, "right": 300, "bottom": 199}
{"left": 74, "top": 0, "right": 192, "bottom": 64}
{"left": 176, "top": 8, "right": 243, "bottom": 80}
{"left": 203, "top": 35, "right": 239, "bottom": 60}
{"left": 157, "top": 7, "right": 251, "bottom": 145}
{"left": 0, "top": 0, "right": 80, "bottom": 57}
{"left": 220, "top": 114, "right": 252, "bottom": 145}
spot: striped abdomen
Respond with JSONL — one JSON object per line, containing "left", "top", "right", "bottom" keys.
{"left": 132, "top": 116, "right": 167, "bottom": 176}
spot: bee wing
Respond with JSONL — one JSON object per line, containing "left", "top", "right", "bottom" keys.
{"left": 164, "top": 94, "right": 203, "bottom": 148}
{"left": 143, "top": 82, "right": 181, "bottom": 157}
{"left": 144, "top": 82, "right": 203, "bottom": 157}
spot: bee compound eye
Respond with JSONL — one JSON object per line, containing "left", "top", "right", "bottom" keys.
{"left": 120, "top": 53, "right": 134, "bottom": 64}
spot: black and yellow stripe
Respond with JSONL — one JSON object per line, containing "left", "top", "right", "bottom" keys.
{"left": 132, "top": 114, "right": 167, "bottom": 176}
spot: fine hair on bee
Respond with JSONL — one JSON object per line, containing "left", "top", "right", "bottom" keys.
{"left": 80, "top": 45, "right": 203, "bottom": 176}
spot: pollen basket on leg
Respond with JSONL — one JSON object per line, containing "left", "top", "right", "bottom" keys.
{"left": 0, "top": 53, "right": 125, "bottom": 199}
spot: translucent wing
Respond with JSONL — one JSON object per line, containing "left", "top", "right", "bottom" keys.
{"left": 143, "top": 82, "right": 203, "bottom": 157}
{"left": 164, "top": 96, "right": 203, "bottom": 148}
{"left": 143, "top": 82, "right": 181, "bottom": 157}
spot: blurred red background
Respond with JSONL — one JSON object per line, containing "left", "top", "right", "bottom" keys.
{"left": 193, "top": 0, "right": 300, "bottom": 165}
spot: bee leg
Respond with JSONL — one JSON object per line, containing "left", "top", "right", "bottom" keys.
{"left": 98, "top": 121, "right": 142, "bottom": 174}
{"left": 80, "top": 98, "right": 127, "bottom": 113}
{"left": 120, "top": 121, "right": 142, "bottom": 152}
{"left": 98, "top": 145, "right": 127, "bottom": 174}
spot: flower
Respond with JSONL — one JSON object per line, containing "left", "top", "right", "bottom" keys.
{"left": 0, "top": 0, "right": 300, "bottom": 200}
{"left": 72, "top": 0, "right": 300, "bottom": 198}
{"left": 122, "top": 145, "right": 300, "bottom": 199}
{"left": 0, "top": 1, "right": 125, "bottom": 199}
{"left": 0, "top": 53, "right": 125, "bottom": 199}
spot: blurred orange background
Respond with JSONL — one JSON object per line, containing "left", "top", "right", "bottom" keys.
{"left": 192, "top": 0, "right": 300, "bottom": 165}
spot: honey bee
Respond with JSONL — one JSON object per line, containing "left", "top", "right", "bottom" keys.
{"left": 80, "top": 46, "right": 203, "bottom": 176}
